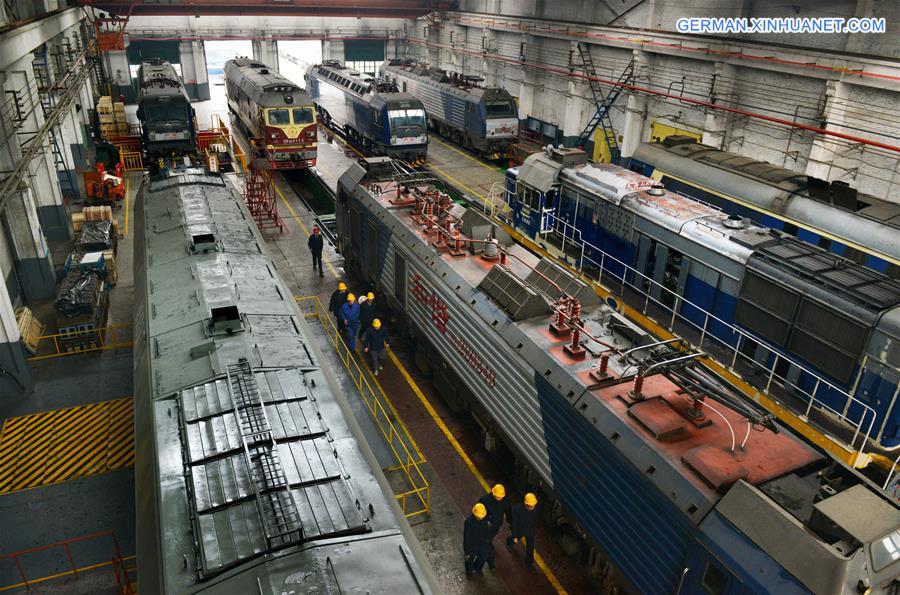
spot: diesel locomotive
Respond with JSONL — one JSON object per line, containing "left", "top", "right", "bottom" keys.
{"left": 335, "top": 155, "right": 900, "bottom": 594}
{"left": 133, "top": 166, "right": 437, "bottom": 593}
{"left": 629, "top": 136, "right": 900, "bottom": 277}
{"left": 305, "top": 61, "right": 428, "bottom": 165}
{"left": 225, "top": 58, "right": 317, "bottom": 169}
{"left": 136, "top": 58, "right": 197, "bottom": 155}
{"left": 505, "top": 147, "right": 900, "bottom": 453}
{"left": 382, "top": 59, "right": 519, "bottom": 160}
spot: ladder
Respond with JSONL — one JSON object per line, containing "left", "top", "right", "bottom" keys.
{"left": 33, "top": 48, "right": 77, "bottom": 199}
{"left": 226, "top": 358, "right": 303, "bottom": 549}
{"left": 573, "top": 43, "right": 634, "bottom": 162}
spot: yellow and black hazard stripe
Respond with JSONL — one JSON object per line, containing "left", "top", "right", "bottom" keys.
{"left": 0, "top": 397, "right": 134, "bottom": 495}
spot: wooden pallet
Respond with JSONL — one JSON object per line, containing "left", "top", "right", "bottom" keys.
{"left": 14, "top": 307, "right": 45, "bottom": 354}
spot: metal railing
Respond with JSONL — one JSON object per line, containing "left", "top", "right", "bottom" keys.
{"left": 295, "top": 296, "right": 431, "bottom": 519}
{"left": 488, "top": 184, "right": 884, "bottom": 466}
{"left": 0, "top": 530, "right": 134, "bottom": 593}
{"left": 120, "top": 151, "right": 142, "bottom": 172}
{"left": 25, "top": 324, "right": 132, "bottom": 361}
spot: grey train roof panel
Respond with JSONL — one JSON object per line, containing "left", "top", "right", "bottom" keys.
{"left": 225, "top": 58, "right": 312, "bottom": 108}
{"left": 138, "top": 59, "right": 189, "bottom": 102}
{"left": 752, "top": 236, "right": 900, "bottom": 312}
{"left": 133, "top": 169, "right": 435, "bottom": 594}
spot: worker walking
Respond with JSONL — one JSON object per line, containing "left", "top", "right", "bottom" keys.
{"left": 329, "top": 283, "right": 349, "bottom": 334}
{"left": 340, "top": 293, "right": 361, "bottom": 350}
{"left": 478, "top": 484, "right": 511, "bottom": 570}
{"left": 308, "top": 226, "right": 325, "bottom": 277}
{"left": 507, "top": 492, "right": 538, "bottom": 570}
{"left": 364, "top": 319, "right": 389, "bottom": 375}
{"left": 359, "top": 292, "right": 376, "bottom": 342}
{"left": 464, "top": 503, "right": 490, "bottom": 577}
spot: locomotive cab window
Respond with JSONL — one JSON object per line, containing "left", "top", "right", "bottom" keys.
{"left": 485, "top": 100, "right": 515, "bottom": 116}
{"left": 292, "top": 108, "right": 314, "bottom": 124}
{"left": 267, "top": 109, "right": 290, "bottom": 125}
{"left": 700, "top": 559, "right": 729, "bottom": 595}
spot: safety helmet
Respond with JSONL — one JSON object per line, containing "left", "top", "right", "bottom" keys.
{"left": 491, "top": 484, "right": 505, "bottom": 500}
{"left": 372, "top": 318, "right": 382, "bottom": 329}
{"left": 472, "top": 503, "right": 487, "bottom": 520}
{"left": 367, "top": 292, "right": 375, "bottom": 301}
{"left": 358, "top": 295, "right": 367, "bottom": 304}
{"left": 524, "top": 493, "right": 537, "bottom": 508}
{"left": 347, "top": 293, "right": 356, "bottom": 302}
{"left": 338, "top": 282, "right": 347, "bottom": 291}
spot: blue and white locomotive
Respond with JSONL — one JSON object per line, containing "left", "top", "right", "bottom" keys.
{"left": 336, "top": 156, "right": 900, "bottom": 594}
{"left": 506, "top": 148, "right": 900, "bottom": 451}
{"left": 305, "top": 61, "right": 428, "bottom": 165}
{"left": 381, "top": 59, "right": 519, "bottom": 160}
{"left": 629, "top": 136, "right": 900, "bottom": 277}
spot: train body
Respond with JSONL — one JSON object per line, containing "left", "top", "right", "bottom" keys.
{"left": 137, "top": 59, "right": 197, "bottom": 155}
{"left": 629, "top": 136, "right": 900, "bottom": 277}
{"left": 381, "top": 59, "right": 519, "bottom": 159}
{"left": 336, "top": 156, "right": 900, "bottom": 593}
{"left": 305, "top": 61, "right": 428, "bottom": 165}
{"left": 505, "top": 148, "right": 900, "bottom": 451}
{"left": 225, "top": 58, "right": 317, "bottom": 169}
{"left": 133, "top": 168, "right": 436, "bottom": 594}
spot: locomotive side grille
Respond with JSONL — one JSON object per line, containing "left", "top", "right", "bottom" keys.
{"left": 740, "top": 270, "right": 799, "bottom": 319}
{"left": 794, "top": 299, "right": 868, "bottom": 357}
{"left": 787, "top": 329, "right": 857, "bottom": 384}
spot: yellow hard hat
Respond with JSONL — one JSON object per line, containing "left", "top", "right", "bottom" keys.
{"left": 372, "top": 318, "right": 382, "bottom": 329}
{"left": 491, "top": 484, "right": 505, "bottom": 499}
{"left": 338, "top": 282, "right": 347, "bottom": 291}
{"left": 524, "top": 493, "right": 537, "bottom": 507}
{"left": 347, "top": 293, "right": 356, "bottom": 302}
{"left": 472, "top": 503, "right": 487, "bottom": 520}
{"left": 367, "top": 292, "right": 375, "bottom": 301}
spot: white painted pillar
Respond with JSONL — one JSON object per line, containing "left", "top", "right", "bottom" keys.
{"left": 179, "top": 40, "right": 209, "bottom": 101}
{"left": 481, "top": 27, "right": 498, "bottom": 87}
{"left": 701, "top": 62, "right": 737, "bottom": 149}
{"left": 620, "top": 49, "right": 649, "bottom": 158}
{"left": 806, "top": 80, "right": 849, "bottom": 181}
{"left": 517, "top": 33, "right": 536, "bottom": 120}
{"left": 103, "top": 49, "right": 131, "bottom": 102}
{"left": 0, "top": 270, "right": 32, "bottom": 394}
{"left": 562, "top": 42, "right": 586, "bottom": 144}
{"left": 252, "top": 37, "right": 279, "bottom": 71}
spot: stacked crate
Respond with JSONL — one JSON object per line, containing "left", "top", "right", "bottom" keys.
{"left": 97, "top": 95, "right": 129, "bottom": 138}
{"left": 72, "top": 206, "right": 120, "bottom": 236}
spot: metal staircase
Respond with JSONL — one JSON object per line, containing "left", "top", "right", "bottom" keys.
{"left": 573, "top": 43, "right": 634, "bottom": 162}
{"left": 226, "top": 358, "right": 303, "bottom": 549}
{"left": 33, "top": 48, "right": 77, "bottom": 199}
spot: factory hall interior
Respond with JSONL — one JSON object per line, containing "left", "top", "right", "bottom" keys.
{"left": 1, "top": 0, "right": 900, "bottom": 593}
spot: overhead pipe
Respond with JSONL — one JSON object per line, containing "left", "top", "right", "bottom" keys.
{"left": 408, "top": 37, "right": 900, "bottom": 155}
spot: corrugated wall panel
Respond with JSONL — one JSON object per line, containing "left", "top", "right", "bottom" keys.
{"left": 537, "top": 373, "right": 693, "bottom": 593}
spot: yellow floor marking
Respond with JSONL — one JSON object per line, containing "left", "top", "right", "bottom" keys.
{"left": 387, "top": 349, "right": 568, "bottom": 594}
{"left": 0, "top": 397, "right": 134, "bottom": 495}
{"left": 430, "top": 136, "right": 502, "bottom": 172}
{"left": 271, "top": 179, "right": 341, "bottom": 279}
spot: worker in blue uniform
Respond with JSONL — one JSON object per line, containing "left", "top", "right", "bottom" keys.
{"left": 507, "top": 492, "right": 538, "bottom": 570}
{"left": 464, "top": 503, "right": 490, "bottom": 577}
{"left": 340, "top": 293, "right": 361, "bottom": 350}
{"left": 477, "top": 483, "right": 510, "bottom": 570}
{"left": 364, "top": 318, "right": 389, "bottom": 375}
{"left": 329, "top": 282, "right": 348, "bottom": 334}
{"left": 308, "top": 226, "right": 324, "bottom": 277}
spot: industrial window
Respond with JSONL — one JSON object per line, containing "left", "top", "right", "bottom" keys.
{"left": 345, "top": 60, "right": 380, "bottom": 77}
{"left": 700, "top": 560, "right": 728, "bottom": 595}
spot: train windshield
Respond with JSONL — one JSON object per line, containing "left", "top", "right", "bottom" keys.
{"left": 266, "top": 109, "right": 290, "bottom": 125}
{"left": 292, "top": 107, "right": 315, "bottom": 124}
{"left": 485, "top": 100, "right": 515, "bottom": 116}
{"left": 388, "top": 109, "right": 426, "bottom": 130}
{"left": 145, "top": 103, "right": 188, "bottom": 122}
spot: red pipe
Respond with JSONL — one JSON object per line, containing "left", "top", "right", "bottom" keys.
{"left": 409, "top": 37, "right": 900, "bottom": 154}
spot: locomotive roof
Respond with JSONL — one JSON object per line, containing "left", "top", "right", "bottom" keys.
{"left": 340, "top": 157, "right": 823, "bottom": 514}
{"left": 750, "top": 234, "right": 900, "bottom": 312}
{"left": 637, "top": 138, "right": 900, "bottom": 233}
{"left": 308, "top": 62, "right": 423, "bottom": 106}
{"left": 133, "top": 169, "right": 435, "bottom": 594}
{"left": 138, "top": 59, "right": 189, "bottom": 102}
{"left": 383, "top": 60, "right": 514, "bottom": 101}
{"left": 225, "top": 58, "right": 312, "bottom": 108}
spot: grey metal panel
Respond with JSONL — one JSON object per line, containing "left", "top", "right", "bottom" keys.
{"left": 715, "top": 481, "right": 860, "bottom": 595}
{"left": 518, "top": 151, "right": 563, "bottom": 193}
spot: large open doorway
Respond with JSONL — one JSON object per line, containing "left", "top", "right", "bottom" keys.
{"left": 278, "top": 40, "right": 323, "bottom": 87}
